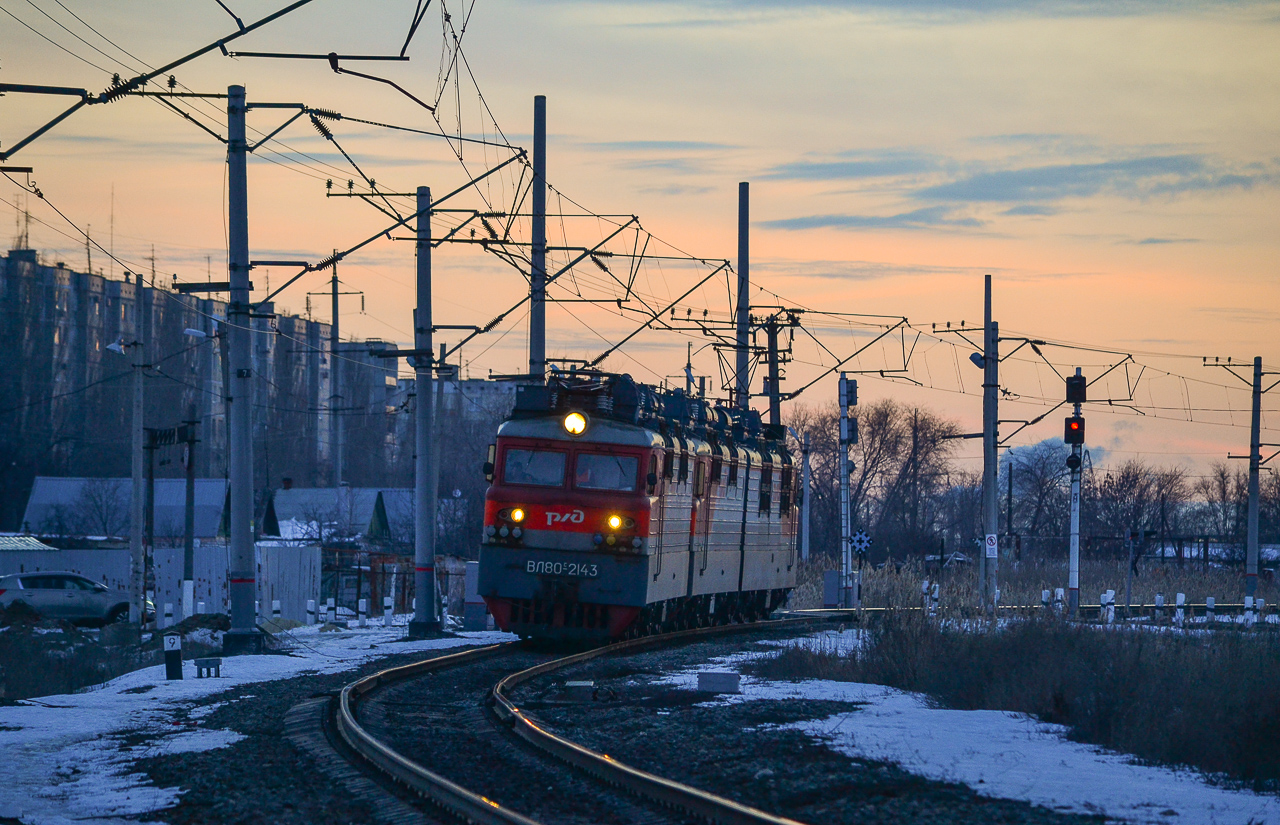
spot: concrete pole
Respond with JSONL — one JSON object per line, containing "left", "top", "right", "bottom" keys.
{"left": 129, "top": 277, "right": 145, "bottom": 624}
{"left": 838, "top": 373, "right": 853, "bottom": 607}
{"left": 801, "top": 432, "right": 811, "bottom": 562}
{"left": 1247, "top": 355, "right": 1261, "bottom": 596}
{"left": 182, "top": 404, "right": 197, "bottom": 620}
{"left": 331, "top": 260, "right": 342, "bottom": 489}
{"left": 224, "top": 84, "right": 258, "bottom": 653}
{"left": 409, "top": 186, "right": 439, "bottom": 637}
{"left": 735, "top": 182, "right": 750, "bottom": 409}
{"left": 982, "top": 275, "right": 999, "bottom": 612}
{"left": 529, "top": 95, "right": 546, "bottom": 381}
{"left": 766, "top": 317, "right": 781, "bottom": 426}
{"left": 1069, "top": 368, "right": 1083, "bottom": 616}
{"left": 433, "top": 341, "right": 447, "bottom": 621}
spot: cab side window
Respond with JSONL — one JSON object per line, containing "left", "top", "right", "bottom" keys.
{"left": 759, "top": 465, "right": 773, "bottom": 514}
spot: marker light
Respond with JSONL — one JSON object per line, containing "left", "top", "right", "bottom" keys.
{"left": 607, "top": 514, "right": 623, "bottom": 530}
{"left": 563, "top": 411, "right": 588, "bottom": 436}
{"left": 511, "top": 508, "right": 526, "bottom": 523}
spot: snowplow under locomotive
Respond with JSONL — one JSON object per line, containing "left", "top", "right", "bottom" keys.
{"left": 478, "top": 373, "right": 797, "bottom": 641}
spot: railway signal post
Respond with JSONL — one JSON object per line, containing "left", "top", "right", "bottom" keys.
{"left": 1065, "top": 369, "right": 1086, "bottom": 616}
{"left": 838, "top": 373, "right": 858, "bottom": 608}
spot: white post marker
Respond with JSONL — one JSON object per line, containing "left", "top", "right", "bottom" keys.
{"left": 1054, "top": 587, "right": 1065, "bottom": 613}
{"left": 1175, "top": 592, "right": 1185, "bottom": 627}
{"left": 271, "top": 599, "right": 281, "bottom": 621}
{"left": 1206, "top": 596, "right": 1216, "bottom": 621}
{"left": 358, "top": 598, "right": 367, "bottom": 628}
{"left": 1155, "top": 592, "right": 1165, "bottom": 620}
{"left": 383, "top": 596, "right": 393, "bottom": 626}
{"left": 306, "top": 599, "right": 316, "bottom": 625}
{"left": 326, "top": 597, "right": 336, "bottom": 624}
{"left": 1041, "top": 589, "right": 1050, "bottom": 608}
{"left": 921, "top": 580, "right": 930, "bottom": 611}
{"left": 930, "top": 583, "right": 939, "bottom": 614}
{"left": 1245, "top": 596, "right": 1256, "bottom": 627}
{"left": 182, "top": 579, "right": 194, "bottom": 623}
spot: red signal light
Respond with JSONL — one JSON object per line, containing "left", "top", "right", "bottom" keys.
{"left": 1064, "top": 415, "right": 1085, "bottom": 444}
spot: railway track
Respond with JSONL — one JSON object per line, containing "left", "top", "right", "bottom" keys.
{"left": 331, "top": 619, "right": 824, "bottom": 825}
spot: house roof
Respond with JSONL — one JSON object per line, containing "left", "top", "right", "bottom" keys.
{"left": 21, "top": 477, "right": 228, "bottom": 539}
{"left": 0, "top": 535, "right": 59, "bottom": 552}
{"left": 266, "top": 487, "right": 395, "bottom": 537}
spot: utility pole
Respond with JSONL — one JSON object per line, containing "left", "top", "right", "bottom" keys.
{"left": 735, "top": 182, "right": 750, "bottom": 409}
{"left": 1247, "top": 356, "right": 1262, "bottom": 597}
{"left": 409, "top": 185, "right": 439, "bottom": 637}
{"left": 800, "top": 431, "right": 811, "bottom": 562}
{"left": 529, "top": 95, "right": 547, "bottom": 382}
{"left": 331, "top": 259, "right": 343, "bottom": 490}
{"left": 145, "top": 428, "right": 156, "bottom": 604}
{"left": 1066, "top": 368, "right": 1086, "bottom": 616}
{"left": 182, "top": 405, "right": 198, "bottom": 620}
{"left": 765, "top": 316, "right": 781, "bottom": 427}
{"left": 981, "top": 275, "right": 999, "bottom": 612}
{"left": 129, "top": 272, "right": 145, "bottom": 624}
{"left": 224, "top": 84, "right": 258, "bottom": 655}
{"left": 1209, "top": 355, "right": 1279, "bottom": 597}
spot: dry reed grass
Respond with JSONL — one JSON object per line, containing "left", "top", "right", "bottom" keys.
{"left": 750, "top": 612, "right": 1280, "bottom": 790}
{"left": 791, "top": 555, "right": 1277, "bottom": 612}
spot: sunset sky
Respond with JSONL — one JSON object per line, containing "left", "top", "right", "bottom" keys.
{"left": 3, "top": 0, "right": 1278, "bottom": 474}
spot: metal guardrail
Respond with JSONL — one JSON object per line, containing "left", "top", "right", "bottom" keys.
{"left": 792, "top": 603, "right": 1277, "bottom": 620}
{"left": 336, "top": 618, "right": 827, "bottom": 825}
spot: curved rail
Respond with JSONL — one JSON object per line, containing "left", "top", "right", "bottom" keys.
{"left": 334, "top": 642, "right": 542, "bottom": 825}
{"left": 491, "top": 619, "right": 817, "bottom": 825}
{"left": 336, "top": 618, "right": 825, "bottom": 825}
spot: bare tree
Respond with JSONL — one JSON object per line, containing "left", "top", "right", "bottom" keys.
{"left": 71, "top": 477, "right": 129, "bottom": 537}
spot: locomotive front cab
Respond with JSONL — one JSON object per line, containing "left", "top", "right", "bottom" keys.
{"left": 478, "top": 409, "right": 662, "bottom": 639}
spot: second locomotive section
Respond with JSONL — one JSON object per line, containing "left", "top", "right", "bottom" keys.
{"left": 478, "top": 374, "right": 796, "bottom": 640}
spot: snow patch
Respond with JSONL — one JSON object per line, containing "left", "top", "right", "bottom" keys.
{"left": 657, "top": 633, "right": 1280, "bottom": 825}
{"left": 0, "top": 626, "right": 516, "bottom": 825}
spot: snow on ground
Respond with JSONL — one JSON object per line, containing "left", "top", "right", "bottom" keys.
{"left": 658, "top": 635, "right": 1280, "bottom": 825}
{"left": 0, "top": 623, "right": 515, "bottom": 825}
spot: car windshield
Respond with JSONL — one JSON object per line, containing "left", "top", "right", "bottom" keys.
{"left": 503, "top": 448, "right": 567, "bottom": 487}
{"left": 575, "top": 453, "right": 639, "bottom": 492}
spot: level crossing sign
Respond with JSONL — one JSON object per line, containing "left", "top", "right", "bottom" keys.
{"left": 851, "top": 530, "right": 872, "bottom": 556}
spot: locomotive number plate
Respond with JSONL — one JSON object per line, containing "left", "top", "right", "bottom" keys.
{"left": 526, "top": 560, "right": 599, "bottom": 578}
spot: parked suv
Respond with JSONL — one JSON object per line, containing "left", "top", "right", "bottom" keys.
{"left": 0, "top": 572, "right": 132, "bottom": 625}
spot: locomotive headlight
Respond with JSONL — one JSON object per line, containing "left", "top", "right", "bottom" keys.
{"left": 607, "top": 514, "right": 623, "bottom": 530}
{"left": 510, "top": 508, "right": 526, "bottom": 523}
{"left": 563, "top": 411, "right": 588, "bottom": 436}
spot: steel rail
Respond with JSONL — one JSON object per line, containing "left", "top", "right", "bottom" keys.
{"left": 334, "top": 642, "right": 541, "bottom": 825}
{"left": 490, "top": 618, "right": 819, "bottom": 825}
{"left": 335, "top": 617, "right": 827, "bottom": 825}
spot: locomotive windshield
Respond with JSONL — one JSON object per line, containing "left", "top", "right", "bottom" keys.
{"left": 574, "top": 453, "right": 639, "bottom": 492}
{"left": 503, "top": 449, "right": 566, "bottom": 487}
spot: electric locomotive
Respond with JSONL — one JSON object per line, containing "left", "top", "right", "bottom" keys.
{"left": 477, "top": 373, "right": 797, "bottom": 640}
